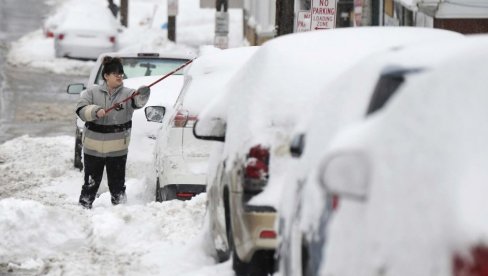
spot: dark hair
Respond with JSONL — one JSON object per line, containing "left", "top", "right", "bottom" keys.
{"left": 101, "top": 56, "right": 124, "bottom": 81}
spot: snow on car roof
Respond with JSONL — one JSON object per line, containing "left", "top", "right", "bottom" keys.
{"left": 57, "top": 1, "right": 119, "bottom": 33}
{"left": 200, "top": 26, "right": 463, "bottom": 162}
{"left": 178, "top": 46, "right": 259, "bottom": 115}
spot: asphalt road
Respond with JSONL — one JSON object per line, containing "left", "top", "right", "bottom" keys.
{"left": 0, "top": 0, "right": 87, "bottom": 144}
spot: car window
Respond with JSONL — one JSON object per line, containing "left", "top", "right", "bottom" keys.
{"left": 94, "top": 58, "right": 189, "bottom": 85}
{"left": 366, "top": 67, "right": 423, "bottom": 115}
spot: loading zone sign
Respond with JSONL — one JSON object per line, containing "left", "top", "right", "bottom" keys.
{"left": 311, "top": 0, "right": 337, "bottom": 30}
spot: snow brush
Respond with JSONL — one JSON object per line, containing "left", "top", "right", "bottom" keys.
{"left": 104, "top": 58, "right": 195, "bottom": 114}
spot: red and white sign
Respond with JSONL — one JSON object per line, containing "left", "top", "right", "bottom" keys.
{"left": 296, "top": 11, "right": 311, "bottom": 32}
{"left": 311, "top": 0, "right": 337, "bottom": 30}
{"left": 168, "top": 0, "right": 178, "bottom": 16}
{"left": 354, "top": 0, "right": 363, "bottom": 26}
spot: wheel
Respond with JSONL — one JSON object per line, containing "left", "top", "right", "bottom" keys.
{"left": 74, "top": 129, "right": 83, "bottom": 170}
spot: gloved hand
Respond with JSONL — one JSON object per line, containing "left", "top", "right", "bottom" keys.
{"left": 137, "top": 85, "right": 150, "bottom": 96}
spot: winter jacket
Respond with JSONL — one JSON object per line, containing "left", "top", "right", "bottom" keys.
{"left": 76, "top": 82, "right": 149, "bottom": 157}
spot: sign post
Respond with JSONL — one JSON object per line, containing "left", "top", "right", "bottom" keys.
{"left": 168, "top": 0, "right": 178, "bottom": 41}
{"left": 214, "top": 0, "right": 229, "bottom": 49}
{"left": 311, "top": 0, "right": 337, "bottom": 30}
{"left": 296, "top": 11, "right": 311, "bottom": 32}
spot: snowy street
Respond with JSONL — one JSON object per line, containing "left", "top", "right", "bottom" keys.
{"left": 0, "top": 136, "right": 232, "bottom": 275}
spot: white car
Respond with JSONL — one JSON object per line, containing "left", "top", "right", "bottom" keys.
{"left": 144, "top": 46, "right": 258, "bottom": 201}
{"left": 318, "top": 35, "right": 488, "bottom": 276}
{"left": 193, "top": 27, "right": 463, "bottom": 276}
{"left": 67, "top": 52, "right": 193, "bottom": 170}
{"left": 278, "top": 31, "right": 465, "bottom": 276}
{"left": 54, "top": 2, "right": 122, "bottom": 60}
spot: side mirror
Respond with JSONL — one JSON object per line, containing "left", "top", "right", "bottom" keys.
{"left": 145, "top": 106, "right": 166, "bottom": 123}
{"left": 67, "top": 83, "right": 85, "bottom": 94}
{"left": 290, "top": 133, "right": 305, "bottom": 158}
{"left": 193, "top": 118, "right": 226, "bottom": 142}
{"left": 318, "top": 151, "right": 370, "bottom": 201}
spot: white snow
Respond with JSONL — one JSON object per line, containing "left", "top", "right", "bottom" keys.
{"left": 197, "top": 27, "right": 463, "bottom": 209}
{"left": 321, "top": 36, "right": 488, "bottom": 276}
{"left": 0, "top": 135, "right": 232, "bottom": 275}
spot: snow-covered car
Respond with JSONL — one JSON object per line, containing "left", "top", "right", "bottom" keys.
{"left": 318, "top": 36, "right": 488, "bottom": 276}
{"left": 278, "top": 31, "right": 466, "bottom": 276}
{"left": 192, "top": 27, "right": 461, "bottom": 276}
{"left": 67, "top": 52, "right": 192, "bottom": 170}
{"left": 144, "top": 46, "right": 258, "bottom": 202}
{"left": 53, "top": 2, "right": 123, "bottom": 60}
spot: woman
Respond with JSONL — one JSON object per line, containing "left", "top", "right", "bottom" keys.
{"left": 75, "top": 56, "right": 150, "bottom": 209}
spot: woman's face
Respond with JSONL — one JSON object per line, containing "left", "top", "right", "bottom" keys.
{"left": 104, "top": 72, "right": 124, "bottom": 89}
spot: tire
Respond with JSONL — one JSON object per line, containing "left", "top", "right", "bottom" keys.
{"left": 74, "top": 129, "right": 83, "bottom": 171}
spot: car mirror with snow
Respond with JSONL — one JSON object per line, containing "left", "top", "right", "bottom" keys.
{"left": 318, "top": 151, "right": 370, "bottom": 201}
{"left": 145, "top": 106, "right": 166, "bottom": 123}
{"left": 192, "top": 118, "right": 226, "bottom": 142}
{"left": 66, "top": 83, "right": 85, "bottom": 94}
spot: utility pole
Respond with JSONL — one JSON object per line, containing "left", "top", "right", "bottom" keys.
{"left": 215, "top": 0, "right": 229, "bottom": 49}
{"left": 276, "top": 0, "right": 295, "bottom": 36}
{"left": 120, "top": 0, "right": 128, "bottom": 27}
{"left": 168, "top": 0, "right": 178, "bottom": 42}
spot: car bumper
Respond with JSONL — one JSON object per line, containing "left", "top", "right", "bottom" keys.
{"left": 162, "top": 184, "right": 206, "bottom": 200}
{"left": 231, "top": 196, "right": 278, "bottom": 262}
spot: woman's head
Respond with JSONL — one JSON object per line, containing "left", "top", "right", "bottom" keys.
{"left": 102, "top": 56, "right": 124, "bottom": 89}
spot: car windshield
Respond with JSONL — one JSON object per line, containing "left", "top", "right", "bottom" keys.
{"left": 95, "top": 58, "right": 189, "bottom": 85}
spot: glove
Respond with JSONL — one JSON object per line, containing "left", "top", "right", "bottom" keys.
{"left": 137, "top": 85, "right": 150, "bottom": 96}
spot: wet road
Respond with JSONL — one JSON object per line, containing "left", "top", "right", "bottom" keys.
{"left": 0, "top": 0, "right": 87, "bottom": 144}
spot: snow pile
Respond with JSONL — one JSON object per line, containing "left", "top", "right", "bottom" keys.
{"left": 0, "top": 135, "right": 233, "bottom": 275}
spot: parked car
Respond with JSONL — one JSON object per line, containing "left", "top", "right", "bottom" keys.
{"left": 144, "top": 46, "right": 259, "bottom": 201}
{"left": 193, "top": 27, "right": 461, "bottom": 276}
{"left": 318, "top": 36, "right": 488, "bottom": 276}
{"left": 277, "top": 31, "right": 466, "bottom": 276}
{"left": 67, "top": 52, "right": 193, "bottom": 170}
{"left": 54, "top": 2, "right": 123, "bottom": 60}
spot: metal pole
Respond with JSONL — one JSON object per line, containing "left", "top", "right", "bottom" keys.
{"left": 276, "top": 0, "right": 295, "bottom": 36}
{"left": 120, "top": 0, "right": 128, "bottom": 27}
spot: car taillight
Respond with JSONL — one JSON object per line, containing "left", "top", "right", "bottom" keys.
{"left": 243, "top": 145, "right": 270, "bottom": 193}
{"left": 172, "top": 110, "right": 197, "bottom": 128}
{"left": 109, "top": 36, "right": 116, "bottom": 43}
{"left": 259, "top": 230, "right": 277, "bottom": 239}
{"left": 57, "top": 33, "right": 64, "bottom": 40}
{"left": 453, "top": 246, "right": 488, "bottom": 276}
{"left": 330, "top": 194, "right": 339, "bottom": 211}
{"left": 176, "top": 192, "right": 195, "bottom": 200}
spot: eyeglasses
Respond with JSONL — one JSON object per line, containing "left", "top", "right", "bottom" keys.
{"left": 110, "top": 72, "right": 125, "bottom": 78}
